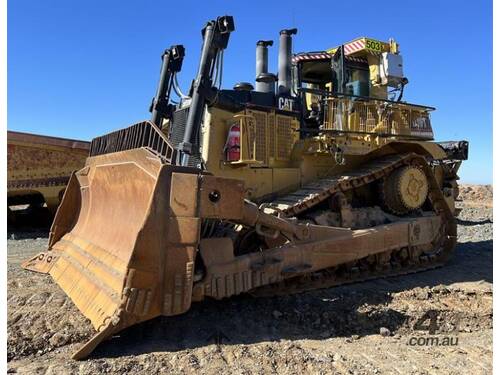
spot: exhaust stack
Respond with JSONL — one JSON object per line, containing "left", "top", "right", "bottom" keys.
{"left": 277, "top": 28, "right": 297, "bottom": 96}
{"left": 255, "top": 40, "right": 274, "bottom": 93}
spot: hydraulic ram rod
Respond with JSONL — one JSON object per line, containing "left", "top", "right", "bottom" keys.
{"left": 150, "top": 45, "right": 185, "bottom": 127}
{"left": 179, "top": 16, "right": 234, "bottom": 166}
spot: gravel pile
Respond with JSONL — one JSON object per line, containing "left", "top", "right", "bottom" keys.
{"left": 458, "top": 184, "right": 493, "bottom": 206}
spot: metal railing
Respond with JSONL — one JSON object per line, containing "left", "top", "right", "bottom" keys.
{"left": 323, "top": 97, "right": 434, "bottom": 139}
{"left": 300, "top": 88, "right": 435, "bottom": 140}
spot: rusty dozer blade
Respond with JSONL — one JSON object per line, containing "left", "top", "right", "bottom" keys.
{"left": 22, "top": 121, "right": 204, "bottom": 359}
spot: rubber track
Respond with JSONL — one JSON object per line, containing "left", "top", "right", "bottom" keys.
{"left": 252, "top": 153, "right": 457, "bottom": 297}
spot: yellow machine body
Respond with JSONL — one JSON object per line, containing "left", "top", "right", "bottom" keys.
{"left": 22, "top": 20, "right": 467, "bottom": 360}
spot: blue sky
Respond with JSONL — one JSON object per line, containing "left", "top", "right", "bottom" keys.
{"left": 8, "top": 0, "right": 492, "bottom": 183}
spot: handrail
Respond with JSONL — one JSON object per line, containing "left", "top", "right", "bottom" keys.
{"left": 298, "top": 87, "right": 436, "bottom": 111}
{"left": 226, "top": 115, "right": 262, "bottom": 165}
{"left": 320, "top": 96, "right": 434, "bottom": 139}
{"left": 297, "top": 128, "right": 434, "bottom": 140}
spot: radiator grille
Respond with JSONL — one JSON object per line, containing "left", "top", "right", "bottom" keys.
{"left": 169, "top": 107, "right": 190, "bottom": 147}
{"left": 251, "top": 111, "right": 268, "bottom": 164}
{"left": 276, "top": 115, "right": 292, "bottom": 160}
{"left": 268, "top": 114, "right": 276, "bottom": 159}
{"left": 168, "top": 107, "right": 203, "bottom": 167}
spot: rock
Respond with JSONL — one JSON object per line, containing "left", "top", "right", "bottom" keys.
{"left": 352, "top": 334, "right": 360, "bottom": 340}
{"left": 415, "top": 289, "right": 430, "bottom": 300}
{"left": 432, "top": 285, "right": 449, "bottom": 294}
{"left": 49, "top": 333, "right": 69, "bottom": 347}
{"left": 187, "top": 354, "right": 200, "bottom": 369}
{"left": 379, "top": 327, "right": 391, "bottom": 337}
{"left": 272, "top": 310, "right": 283, "bottom": 319}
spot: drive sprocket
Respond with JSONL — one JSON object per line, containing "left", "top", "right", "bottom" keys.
{"left": 382, "top": 165, "right": 429, "bottom": 214}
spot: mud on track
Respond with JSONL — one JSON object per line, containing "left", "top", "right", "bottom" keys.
{"left": 7, "top": 192, "right": 493, "bottom": 374}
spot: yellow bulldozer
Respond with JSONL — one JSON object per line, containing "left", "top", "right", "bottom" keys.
{"left": 22, "top": 16, "right": 468, "bottom": 359}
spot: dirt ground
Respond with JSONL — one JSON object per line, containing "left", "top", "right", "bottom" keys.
{"left": 7, "top": 185, "right": 493, "bottom": 374}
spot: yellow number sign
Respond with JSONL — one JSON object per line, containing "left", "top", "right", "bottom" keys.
{"left": 365, "top": 38, "right": 387, "bottom": 53}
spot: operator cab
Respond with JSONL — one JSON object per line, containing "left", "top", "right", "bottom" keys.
{"left": 292, "top": 37, "right": 407, "bottom": 131}
{"left": 297, "top": 54, "right": 370, "bottom": 96}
